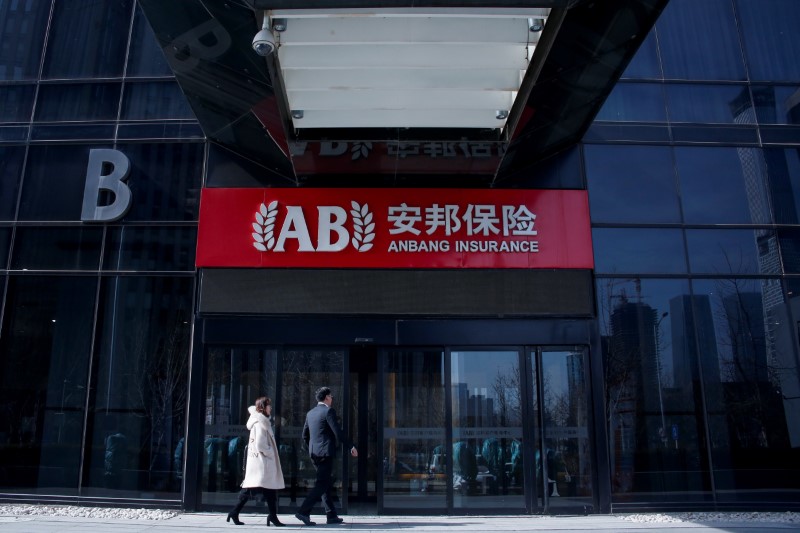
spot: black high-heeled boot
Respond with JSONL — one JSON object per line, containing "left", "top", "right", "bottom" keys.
{"left": 265, "top": 489, "right": 285, "bottom": 527}
{"left": 267, "top": 514, "right": 285, "bottom": 527}
{"left": 226, "top": 492, "right": 248, "bottom": 525}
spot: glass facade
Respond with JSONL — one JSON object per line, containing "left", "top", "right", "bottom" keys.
{"left": 0, "top": 0, "right": 799, "bottom": 515}
{"left": 0, "top": 0, "right": 199, "bottom": 503}
{"left": 593, "top": 0, "right": 800, "bottom": 507}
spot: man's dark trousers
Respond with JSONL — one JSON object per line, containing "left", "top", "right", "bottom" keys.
{"left": 298, "top": 455, "right": 336, "bottom": 515}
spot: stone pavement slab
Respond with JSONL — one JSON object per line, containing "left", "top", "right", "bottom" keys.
{"left": 0, "top": 513, "right": 799, "bottom": 533}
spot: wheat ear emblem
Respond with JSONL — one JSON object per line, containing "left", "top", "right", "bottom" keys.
{"left": 252, "top": 200, "right": 278, "bottom": 251}
{"left": 350, "top": 201, "right": 375, "bottom": 252}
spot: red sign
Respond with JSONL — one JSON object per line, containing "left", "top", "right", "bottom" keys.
{"left": 196, "top": 188, "right": 593, "bottom": 269}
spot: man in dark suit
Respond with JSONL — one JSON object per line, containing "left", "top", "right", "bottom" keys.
{"left": 295, "top": 386, "right": 357, "bottom": 526}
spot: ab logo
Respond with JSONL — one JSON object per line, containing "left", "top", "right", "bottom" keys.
{"left": 252, "top": 200, "right": 375, "bottom": 253}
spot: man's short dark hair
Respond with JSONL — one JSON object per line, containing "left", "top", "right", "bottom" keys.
{"left": 315, "top": 386, "right": 331, "bottom": 402}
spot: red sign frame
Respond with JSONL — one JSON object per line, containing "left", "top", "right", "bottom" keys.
{"left": 196, "top": 188, "right": 593, "bottom": 269}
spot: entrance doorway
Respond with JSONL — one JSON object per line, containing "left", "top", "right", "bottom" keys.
{"left": 345, "top": 347, "right": 378, "bottom": 514}
{"left": 196, "top": 343, "right": 594, "bottom": 515}
{"left": 379, "top": 346, "right": 594, "bottom": 514}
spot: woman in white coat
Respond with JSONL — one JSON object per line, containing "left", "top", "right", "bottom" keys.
{"left": 226, "top": 396, "right": 286, "bottom": 526}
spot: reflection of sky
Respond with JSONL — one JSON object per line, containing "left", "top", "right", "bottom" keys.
{"left": 542, "top": 354, "right": 568, "bottom": 393}
{"left": 451, "top": 351, "right": 518, "bottom": 399}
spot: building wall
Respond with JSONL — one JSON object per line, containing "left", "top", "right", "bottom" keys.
{"left": 0, "top": 0, "right": 798, "bottom": 511}
{"left": 0, "top": 1, "right": 198, "bottom": 501}
{"left": 589, "top": 0, "right": 800, "bottom": 506}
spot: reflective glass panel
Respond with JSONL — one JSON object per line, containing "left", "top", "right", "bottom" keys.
{"left": 736, "top": 0, "right": 800, "bottom": 82}
{"left": 35, "top": 83, "right": 121, "bottom": 122}
{"left": 686, "top": 229, "right": 780, "bottom": 275}
{"left": 0, "top": 145, "right": 25, "bottom": 220}
{"left": 691, "top": 278, "right": 800, "bottom": 502}
{"left": 621, "top": 31, "right": 661, "bottom": 79}
{"left": 540, "top": 348, "right": 593, "bottom": 510}
{"left": 752, "top": 86, "right": 800, "bottom": 125}
{"left": 383, "top": 350, "right": 446, "bottom": 510}
{"left": 675, "top": 147, "right": 772, "bottom": 224}
{"left": 0, "top": 85, "right": 35, "bottom": 122}
{"left": 763, "top": 148, "right": 800, "bottom": 224}
{"left": 451, "top": 351, "right": 525, "bottom": 511}
{"left": 201, "top": 347, "right": 278, "bottom": 507}
{"left": 121, "top": 81, "right": 195, "bottom": 120}
{"left": 11, "top": 227, "right": 103, "bottom": 270}
{"left": 0, "top": 0, "right": 50, "bottom": 80}
{"left": 595, "top": 83, "right": 666, "bottom": 122}
{"left": 126, "top": 4, "right": 172, "bottom": 77}
{"left": 347, "top": 349, "right": 377, "bottom": 512}
{"left": 597, "top": 277, "right": 712, "bottom": 502}
{"left": 499, "top": 147, "right": 583, "bottom": 189}
{"left": 778, "top": 229, "right": 800, "bottom": 274}
{"left": 82, "top": 276, "right": 192, "bottom": 498}
{"left": 585, "top": 145, "right": 680, "bottom": 223}
{"left": 0, "top": 275, "right": 97, "bottom": 494}
{"left": 103, "top": 226, "right": 197, "bottom": 271}
{"left": 656, "top": 0, "right": 745, "bottom": 80}
{"left": 592, "top": 228, "right": 687, "bottom": 274}
{"left": 18, "top": 144, "right": 111, "bottom": 221}
{"left": 277, "top": 349, "right": 344, "bottom": 513}
{"left": 42, "top": 0, "right": 133, "bottom": 79}
{"left": 666, "top": 84, "right": 754, "bottom": 124}
{"left": 0, "top": 227, "right": 10, "bottom": 268}
{"left": 118, "top": 143, "right": 203, "bottom": 221}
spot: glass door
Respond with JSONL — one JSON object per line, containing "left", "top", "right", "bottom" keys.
{"left": 381, "top": 349, "right": 447, "bottom": 512}
{"left": 535, "top": 347, "right": 593, "bottom": 513}
{"left": 200, "top": 347, "right": 279, "bottom": 508}
{"left": 450, "top": 350, "right": 527, "bottom": 512}
{"left": 346, "top": 347, "right": 378, "bottom": 514}
{"left": 278, "top": 348, "right": 345, "bottom": 513}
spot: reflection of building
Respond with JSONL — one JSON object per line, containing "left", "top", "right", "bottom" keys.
{"left": 770, "top": 297, "right": 800, "bottom": 447}
{"left": 731, "top": 88, "right": 785, "bottom": 389}
{"left": 566, "top": 351, "right": 585, "bottom": 419}
{"left": 721, "top": 292, "right": 768, "bottom": 383}
{"left": 607, "top": 297, "right": 664, "bottom": 466}
{"left": 609, "top": 299, "right": 660, "bottom": 416}
{"left": 669, "top": 295, "right": 720, "bottom": 390}
{"left": 453, "top": 382, "right": 495, "bottom": 427}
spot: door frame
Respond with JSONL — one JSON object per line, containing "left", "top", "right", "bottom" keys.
{"left": 189, "top": 316, "right": 609, "bottom": 514}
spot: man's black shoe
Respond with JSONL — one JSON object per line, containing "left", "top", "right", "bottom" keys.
{"left": 326, "top": 516, "right": 344, "bottom": 524}
{"left": 295, "top": 513, "right": 316, "bottom": 526}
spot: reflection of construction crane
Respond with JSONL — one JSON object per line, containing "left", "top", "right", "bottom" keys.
{"left": 610, "top": 278, "right": 645, "bottom": 307}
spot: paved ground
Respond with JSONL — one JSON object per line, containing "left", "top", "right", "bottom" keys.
{"left": 0, "top": 512, "right": 799, "bottom": 533}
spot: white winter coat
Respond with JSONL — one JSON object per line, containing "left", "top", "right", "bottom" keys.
{"left": 241, "top": 406, "right": 285, "bottom": 490}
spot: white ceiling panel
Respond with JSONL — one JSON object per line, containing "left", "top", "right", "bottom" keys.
{"left": 265, "top": 7, "right": 551, "bottom": 130}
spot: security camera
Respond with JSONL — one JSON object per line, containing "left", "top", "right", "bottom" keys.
{"left": 528, "top": 17, "right": 544, "bottom": 32}
{"left": 252, "top": 27, "right": 276, "bottom": 56}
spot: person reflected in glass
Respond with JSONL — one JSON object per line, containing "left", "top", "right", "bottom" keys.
{"left": 226, "top": 396, "right": 286, "bottom": 527}
{"left": 294, "top": 386, "right": 358, "bottom": 526}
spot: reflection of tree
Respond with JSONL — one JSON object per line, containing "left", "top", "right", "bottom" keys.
{"left": 599, "top": 279, "right": 640, "bottom": 425}
{"left": 709, "top": 278, "right": 791, "bottom": 449}
{"left": 130, "top": 311, "right": 189, "bottom": 488}
{"left": 598, "top": 278, "right": 664, "bottom": 492}
{"left": 491, "top": 364, "right": 521, "bottom": 426}
{"left": 281, "top": 349, "right": 343, "bottom": 428}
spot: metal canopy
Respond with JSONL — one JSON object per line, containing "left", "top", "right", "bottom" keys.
{"left": 270, "top": 8, "right": 550, "bottom": 130}
{"left": 138, "top": 0, "right": 669, "bottom": 184}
